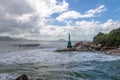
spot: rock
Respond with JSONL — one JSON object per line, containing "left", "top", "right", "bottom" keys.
{"left": 16, "top": 74, "right": 28, "bottom": 80}
{"left": 54, "top": 40, "right": 120, "bottom": 56}
{"left": 100, "top": 46, "right": 107, "bottom": 51}
{"left": 55, "top": 41, "right": 119, "bottom": 53}
{"left": 75, "top": 46, "right": 89, "bottom": 51}
{"left": 74, "top": 41, "right": 91, "bottom": 48}
{"left": 55, "top": 41, "right": 95, "bottom": 52}
{"left": 106, "top": 48, "right": 120, "bottom": 55}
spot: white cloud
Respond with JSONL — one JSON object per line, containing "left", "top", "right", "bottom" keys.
{"left": 86, "top": 5, "right": 106, "bottom": 16}
{"left": 74, "top": 19, "right": 120, "bottom": 40}
{"left": 56, "top": 10, "right": 80, "bottom": 21}
{"left": 0, "top": 0, "right": 119, "bottom": 41}
{"left": 16, "top": 14, "right": 33, "bottom": 23}
{"left": 56, "top": 5, "right": 106, "bottom": 22}
{"left": 31, "top": 19, "right": 120, "bottom": 40}
{"left": 26, "top": 0, "right": 69, "bottom": 17}
{"left": 100, "top": 19, "right": 120, "bottom": 33}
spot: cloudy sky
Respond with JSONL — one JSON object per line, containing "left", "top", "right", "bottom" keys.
{"left": 0, "top": 0, "right": 120, "bottom": 41}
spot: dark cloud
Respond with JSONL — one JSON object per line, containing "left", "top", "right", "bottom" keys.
{"left": 0, "top": 0, "right": 38, "bottom": 38}
{"left": 0, "top": 0, "right": 34, "bottom": 15}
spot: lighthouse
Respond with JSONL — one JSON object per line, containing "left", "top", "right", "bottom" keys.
{"left": 67, "top": 33, "right": 72, "bottom": 48}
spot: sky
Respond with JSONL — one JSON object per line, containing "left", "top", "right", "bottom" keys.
{"left": 0, "top": 0, "right": 120, "bottom": 41}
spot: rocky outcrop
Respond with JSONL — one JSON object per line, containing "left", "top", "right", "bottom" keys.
{"left": 105, "top": 48, "right": 120, "bottom": 55}
{"left": 55, "top": 41, "right": 120, "bottom": 55}
{"left": 16, "top": 74, "right": 28, "bottom": 80}
{"left": 55, "top": 41, "right": 95, "bottom": 52}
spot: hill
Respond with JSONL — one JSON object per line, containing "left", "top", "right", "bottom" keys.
{"left": 0, "top": 36, "right": 26, "bottom": 41}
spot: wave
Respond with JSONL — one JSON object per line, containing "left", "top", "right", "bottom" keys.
{"left": 0, "top": 49, "right": 120, "bottom": 80}
{"left": 0, "top": 49, "right": 120, "bottom": 65}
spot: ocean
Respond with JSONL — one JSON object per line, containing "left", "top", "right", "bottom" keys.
{"left": 0, "top": 41, "right": 120, "bottom": 80}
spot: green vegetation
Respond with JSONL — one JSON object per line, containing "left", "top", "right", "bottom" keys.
{"left": 93, "top": 28, "right": 120, "bottom": 47}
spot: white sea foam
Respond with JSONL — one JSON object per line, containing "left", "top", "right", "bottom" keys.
{"left": 0, "top": 49, "right": 120, "bottom": 65}
{"left": 0, "top": 73, "right": 15, "bottom": 80}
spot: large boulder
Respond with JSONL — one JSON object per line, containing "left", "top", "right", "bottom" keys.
{"left": 16, "top": 74, "right": 28, "bottom": 80}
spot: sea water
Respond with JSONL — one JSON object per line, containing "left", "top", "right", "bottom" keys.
{"left": 0, "top": 41, "right": 120, "bottom": 80}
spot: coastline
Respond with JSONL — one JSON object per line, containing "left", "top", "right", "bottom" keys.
{"left": 55, "top": 41, "right": 120, "bottom": 56}
{"left": 105, "top": 48, "right": 120, "bottom": 56}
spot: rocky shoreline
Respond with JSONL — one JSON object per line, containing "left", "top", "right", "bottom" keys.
{"left": 105, "top": 48, "right": 120, "bottom": 56}
{"left": 55, "top": 41, "right": 120, "bottom": 55}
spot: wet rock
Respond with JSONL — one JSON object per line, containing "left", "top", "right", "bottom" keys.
{"left": 106, "top": 48, "right": 120, "bottom": 55}
{"left": 16, "top": 74, "right": 28, "bottom": 80}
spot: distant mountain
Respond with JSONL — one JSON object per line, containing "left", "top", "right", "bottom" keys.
{"left": 0, "top": 36, "right": 27, "bottom": 41}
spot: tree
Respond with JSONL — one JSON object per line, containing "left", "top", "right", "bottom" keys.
{"left": 93, "top": 28, "right": 120, "bottom": 47}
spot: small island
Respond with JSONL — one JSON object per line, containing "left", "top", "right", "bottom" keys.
{"left": 55, "top": 28, "right": 120, "bottom": 55}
